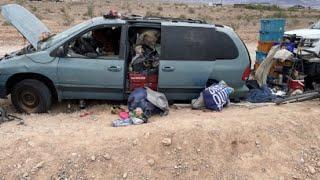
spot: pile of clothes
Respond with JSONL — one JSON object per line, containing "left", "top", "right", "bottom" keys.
{"left": 129, "top": 30, "right": 160, "bottom": 74}
{"left": 112, "top": 87, "right": 169, "bottom": 127}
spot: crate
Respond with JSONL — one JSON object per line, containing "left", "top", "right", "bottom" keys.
{"left": 129, "top": 82, "right": 157, "bottom": 91}
{"left": 256, "top": 51, "right": 268, "bottom": 62}
{"left": 260, "top": 18, "right": 286, "bottom": 32}
{"left": 128, "top": 73, "right": 158, "bottom": 91}
{"left": 259, "top": 31, "right": 284, "bottom": 42}
{"left": 257, "top": 41, "right": 275, "bottom": 53}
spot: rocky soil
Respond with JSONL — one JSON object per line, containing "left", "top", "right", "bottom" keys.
{"left": 0, "top": 99, "right": 319, "bottom": 179}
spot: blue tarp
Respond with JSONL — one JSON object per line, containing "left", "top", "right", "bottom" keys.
{"left": 246, "top": 85, "right": 277, "bottom": 103}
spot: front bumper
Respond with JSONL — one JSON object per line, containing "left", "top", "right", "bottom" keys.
{"left": 0, "top": 84, "right": 7, "bottom": 98}
{"left": 0, "top": 76, "right": 10, "bottom": 99}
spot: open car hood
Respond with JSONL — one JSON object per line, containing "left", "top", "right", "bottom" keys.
{"left": 285, "top": 29, "right": 320, "bottom": 39}
{"left": 1, "top": 4, "right": 51, "bottom": 49}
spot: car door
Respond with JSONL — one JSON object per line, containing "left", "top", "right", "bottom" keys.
{"left": 158, "top": 22, "right": 216, "bottom": 100}
{"left": 56, "top": 25, "right": 125, "bottom": 100}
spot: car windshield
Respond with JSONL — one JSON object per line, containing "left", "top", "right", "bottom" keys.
{"left": 310, "top": 21, "right": 320, "bottom": 29}
{"left": 38, "top": 20, "right": 92, "bottom": 50}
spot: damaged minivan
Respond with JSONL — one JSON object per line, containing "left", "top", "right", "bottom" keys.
{"left": 0, "top": 4, "right": 250, "bottom": 113}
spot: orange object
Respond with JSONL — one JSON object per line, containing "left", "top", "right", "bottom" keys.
{"left": 257, "top": 41, "right": 275, "bottom": 53}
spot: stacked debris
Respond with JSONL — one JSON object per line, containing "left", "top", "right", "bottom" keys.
{"left": 248, "top": 18, "right": 320, "bottom": 104}
{"left": 112, "top": 87, "right": 169, "bottom": 127}
{"left": 128, "top": 28, "right": 161, "bottom": 91}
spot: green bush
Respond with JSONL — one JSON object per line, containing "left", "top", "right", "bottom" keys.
{"left": 244, "top": 4, "right": 281, "bottom": 11}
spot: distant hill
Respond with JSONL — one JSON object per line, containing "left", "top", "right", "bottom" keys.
{"left": 165, "top": 0, "right": 320, "bottom": 8}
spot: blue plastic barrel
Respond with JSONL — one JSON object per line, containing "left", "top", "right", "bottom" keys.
{"left": 256, "top": 51, "right": 268, "bottom": 62}
{"left": 259, "top": 31, "right": 284, "bottom": 42}
{"left": 260, "top": 18, "right": 286, "bottom": 32}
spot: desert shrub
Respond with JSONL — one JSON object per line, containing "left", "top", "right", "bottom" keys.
{"left": 179, "top": 14, "right": 186, "bottom": 19}
{"left": 230, "top": 23, "right": 239, "bottom": 30}
{"left": 45, "top": 7, "right": 53, "bottom": 13}
{"left": 252, "top": 21, "right": 257, "bottom": 26}
{"left": 145, "top": 11, "right": 160, "bottom": 17}
{"left": 157, "top": 6, "right": 163, "bottom": 11}
{"left": 60, "top": 7, "right": 66, "bottom": 14}
{"left": 16, "top": 0, "right": 25, "bottom": 5}
{"left": 244, "top": 4, "right": 281, "bottom": 11}
{"left": 60, "top": 7, "right": 74, "bottom": 26}
{"left": 292, "top": 18, "right": 300, "bottom": 25}
{"left": 29, "top": 5, "right": 37, "bottom": 12}
{"left": 244, "top": 14, "right": 252, "bottom": 22}
{"left": 270, "top": 10, "right": 287, "bottom": 18}
{"left": 86, "top": 1, "right": 94, "bottom": 18}
{"left": 188, "top": 7, "right": 195, "bottom": 14}
{"left": 198, "top": 15, "right": 211, "bottom": 23}
{"left": 35, "top": 13, "right": 43, "bottom": 20}
{"left": 2, "top": 21, "right": 11, "bottom": 26}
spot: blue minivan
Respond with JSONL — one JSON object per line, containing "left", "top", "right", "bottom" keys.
{"left": 0, "top": 4, "right": 250, "bottom": 113}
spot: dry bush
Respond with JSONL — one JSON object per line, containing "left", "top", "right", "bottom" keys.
{"left": 188, "top": 7, "right": 195, "bottom": 14}
{"left": 60, "top": 7, "right": 74, "bottom": 26}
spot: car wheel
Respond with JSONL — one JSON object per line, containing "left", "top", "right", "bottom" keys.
{"left": 11, "top": 79, "right": 52, "bottom": 113}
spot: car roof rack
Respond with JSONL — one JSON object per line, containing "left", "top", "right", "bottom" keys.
{"left": 121, "top": 15, "right": 207, "bottom": 24}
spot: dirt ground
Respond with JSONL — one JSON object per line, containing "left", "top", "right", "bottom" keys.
{"left": 0, "top": 0, "right": 320, "bottom": 179}
{"left": 0, "top": 99, "right": 320, "bottom": 180}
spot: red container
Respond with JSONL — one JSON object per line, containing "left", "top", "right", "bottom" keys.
{"left": 129, "top": 73, "right": 158, "bottom": 91}
{"left": 288, "top": 79, "right": 304, "bottom": 91}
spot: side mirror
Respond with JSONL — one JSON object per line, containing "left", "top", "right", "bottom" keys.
{"left": 55, "top": 46, "right": 66, "bottom": 57}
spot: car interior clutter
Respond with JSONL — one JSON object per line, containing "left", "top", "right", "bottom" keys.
{"left": 67, "top": 26, "right": 121, "bottom": 58}
{"left": 127, "top": 27, "right": 161, "bottom": 92}
{"left": 63, "top": 25, "right": 161, "bottom": 92}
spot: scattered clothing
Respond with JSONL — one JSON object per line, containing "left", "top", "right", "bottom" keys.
{"left": 128, "top": 88, "right": 158, "bottom": 118}
{"left": 129, "top": 107, "right": 147, "bottom": 123}
{"left": 112, "top": 107, "right": 148, "bottom": 127}
{"left": 128, "top": 87, "right": 168, "bottom": 117}
{"left": 246, "top": 85, "right": 277, "bottom": 103}
{"left": 114, "top": 88, "right": 169, "bottom": 127}
{"left": 119, "top": 111, "right": 129, "bottom": 120}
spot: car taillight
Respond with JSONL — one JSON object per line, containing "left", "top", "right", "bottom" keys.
{"left": 242, "top": 66, "right": 251, "bottom": 81}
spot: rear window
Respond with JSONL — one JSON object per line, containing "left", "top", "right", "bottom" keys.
{"left": 161, "top": 26, "right": 215, "bottom": 61}
{"left": 213, "top": 31, "right": 239, "bottom": 59}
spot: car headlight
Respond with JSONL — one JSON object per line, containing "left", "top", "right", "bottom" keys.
{"left": 303, "top": 38, "right": 320, "bottom": 48}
